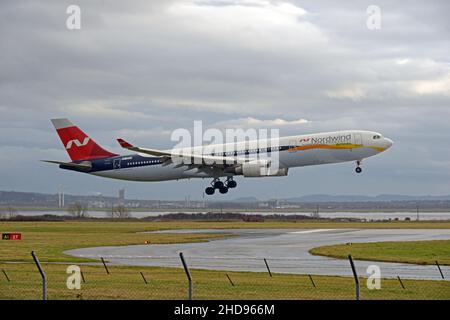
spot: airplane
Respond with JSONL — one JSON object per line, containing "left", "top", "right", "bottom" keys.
{"left": 44, "top": 118, "right": 393, "bottom": 195}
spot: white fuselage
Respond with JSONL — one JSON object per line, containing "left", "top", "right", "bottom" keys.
{"left": 88, "top": 130, "right": 393, "bottom": 182}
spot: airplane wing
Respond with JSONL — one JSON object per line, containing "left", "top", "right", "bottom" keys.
{"left": 117, "top": 138, "right": 252, "bottom": 167}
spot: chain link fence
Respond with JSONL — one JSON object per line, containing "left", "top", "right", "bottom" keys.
{"left": 1, "top": 253, "right": 449, "bottom": 300}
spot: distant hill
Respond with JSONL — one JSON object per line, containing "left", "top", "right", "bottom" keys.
{"left": 232, "top": 196, "right": 260, "bottom": 203}
{"left": 2, "top": 190, "right": 450, "bottom": 210}
{"left": 284, "top": 194, "right": 372, "bottom": 202}
{"left": 284, "top": 194, "right": 450, "bottom": 202}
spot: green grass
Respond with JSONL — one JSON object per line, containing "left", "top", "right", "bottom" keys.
{"left": 1, "top": 263, "right": 449, "bottom": 300}
{"left": 310, "top": 240, "right": 450, "bottom": 265}
{"left": 1, "top": 221, "right": 450, "bottom": 300}
{"left": 0, "top": 221, "right": 235, "bottom": 263}
{"left": 2, "top": 220, "right": 450, "bottom": 263}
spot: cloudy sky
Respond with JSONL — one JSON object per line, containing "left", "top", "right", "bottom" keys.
{"left": 1, "top": 0, "right": 449, "bottom": 200}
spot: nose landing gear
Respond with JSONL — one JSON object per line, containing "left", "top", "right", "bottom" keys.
{"left": 204, "top": 177, "right": 237, "bottom": 195}
{"left": 355, "top": 160, "right": 362, "bottom": 173}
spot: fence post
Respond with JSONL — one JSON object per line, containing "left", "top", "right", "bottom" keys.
{"left": 263, "top": 258, "right": 272, "bottom": 277}
{"left": 226, "top": 274, "right": 235, "bottom": 286}
{"left": 31, "top": 251, "right": 47, "bottom": 301}
{"left": 397, "top": 276, "right": 406, "bottom": 289}
{"left": 435, "top": 261, "right": 445, "bottom": 279}
{"left": 179, "top": 252, "right": 192, "bottom": 300}
{"left": 140, "top": 271, "right": 148, "bottom": 284}
{"left": 2, "top": 269, "right": 10, "bottom": 282}
{"left": 308, "top": 274, "right": 316, "bottom": 288}
{"left": 101, "top": 257, "right": 110, "bottom": 274}
{"left": 348, "top": 255, "right": 360, "bottom": 300}
{"left": 80, "top": 269, "right": 86, "bottom": 283}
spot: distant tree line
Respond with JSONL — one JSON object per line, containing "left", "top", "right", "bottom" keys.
{"left": 142, "top": 212, "right": 329, "bottom": 221}
{"left": 109, "top": 205, "right": 131, "bottom": 219}
{"left": 0, "top": 206, "right": 18, "bottom": 219}
{"left": 67, "top": 203, "right": 89, "bottom": 218}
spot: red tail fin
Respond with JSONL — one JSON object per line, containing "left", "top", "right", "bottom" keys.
{"left": 51, "top": 118, "right": 118, "bottom": 161}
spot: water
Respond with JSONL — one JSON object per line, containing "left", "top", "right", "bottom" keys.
{"left": 308, "top": 211, "right": 450, "bottom": 221}
{"left": 11, "top": 210, "right": 450, "bottom": 220}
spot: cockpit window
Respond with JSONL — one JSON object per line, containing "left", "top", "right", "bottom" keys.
{"left": 373, "top": 135, "right": 381, "bottom": 139}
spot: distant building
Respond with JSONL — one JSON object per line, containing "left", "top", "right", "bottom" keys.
{"left": 118, "top": 188, "right": 125, "bottom": 205}
{"left": 58, "top": 185, "right": 65, "bottom": 207}
{"left": 268, "top": 199, "right": 279, "bottom": 209}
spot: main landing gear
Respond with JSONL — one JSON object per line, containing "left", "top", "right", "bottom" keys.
{"left": 205, "top": 177, "right": 237, "bottom": 195}
{"left": 355, "top": 160, "right": 362, "bottom": 173}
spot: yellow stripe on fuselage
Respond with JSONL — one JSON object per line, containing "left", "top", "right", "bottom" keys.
{"left": 288, "top": 143, "right": 386, "bottom": 152}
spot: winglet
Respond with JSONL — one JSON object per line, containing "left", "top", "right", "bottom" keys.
{"left": 117, "top": 138, "right": 134, "bottom": 149}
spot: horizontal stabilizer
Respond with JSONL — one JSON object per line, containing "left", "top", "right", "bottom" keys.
{"left": 41, "top": 160, "right": 92, "bottom": 171}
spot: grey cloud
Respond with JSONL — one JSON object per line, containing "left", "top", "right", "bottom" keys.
{"left": 0, "top": 0, "right": 449, "bottom": 199}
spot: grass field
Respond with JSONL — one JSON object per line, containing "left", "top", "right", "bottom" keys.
{"left": 310, "top": 240, "right": 450, "bottom": 265}
{"left": 1, "top": 262, "right": 449, "bottom": 300}
{"left": 0, "top": 221, "right": 234, "bottom": 263}
{"left": 2, "top": 220, "right": 450, "bottom": 263}
{"left": 1, "top": 220, "right": 450, "bottom": 300}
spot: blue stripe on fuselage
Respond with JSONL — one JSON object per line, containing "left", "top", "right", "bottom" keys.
{"left": 60, "top": 154, "right": 163, "bottom": 173}
{"left": 61, "top": 145, "right": 291, "bottom": 173}
{"left": 92, "top": 154, "right": 163, "bottom": 172}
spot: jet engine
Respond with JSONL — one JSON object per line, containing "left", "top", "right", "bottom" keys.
{"left": 233, "top": 160, "right": 288, "bottom": 177}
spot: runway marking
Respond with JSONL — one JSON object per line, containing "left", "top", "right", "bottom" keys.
{"left": 289, "top": 229, "right": 335, "bottom": 234}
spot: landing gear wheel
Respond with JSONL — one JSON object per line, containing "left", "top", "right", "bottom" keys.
{"left": 213, "top": 181, "right": 224, "bottom": 189}
{"left": 355, "top": 167, "right": 362, "bottom": 173}
{"left": 219, "top": 186, "right": 229, "bottom": 194}
{"left": 226, "top": 180, "right": 237, "bottom": 188}
{"left": 205, "top": 187, "right": 215, "bottom": 195}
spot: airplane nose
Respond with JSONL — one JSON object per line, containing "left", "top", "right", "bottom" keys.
{"left": 385, "top": 138, "right": 394, "bottom": 148}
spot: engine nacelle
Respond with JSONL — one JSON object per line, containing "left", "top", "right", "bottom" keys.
{"left": 234, "top": 160, "right": 288, "bottom": 177}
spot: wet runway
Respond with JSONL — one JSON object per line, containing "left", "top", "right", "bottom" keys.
{"left": 66, "top": 229, "right": 450, "bottom": 280}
